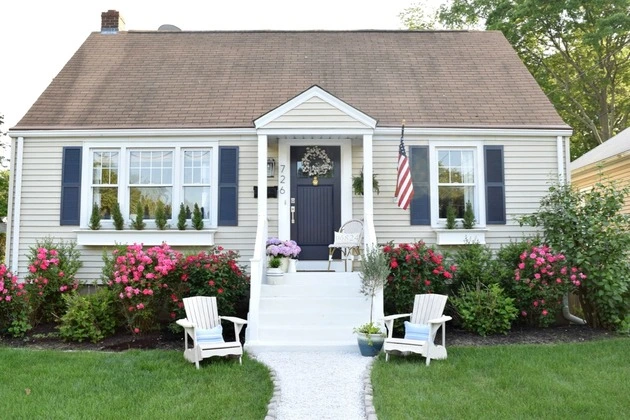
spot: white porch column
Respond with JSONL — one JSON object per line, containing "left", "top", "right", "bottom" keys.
{"left": 362, "top": 133, "right": 376, "bottom": 246}
{"left": 247, "top": 134, "right": 269, "bottom": 343}
{"left": 362, "top": 133, "right": 383, "bottom": 326}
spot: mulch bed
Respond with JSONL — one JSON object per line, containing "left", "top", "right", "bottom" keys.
{"left": 0, "top": 322, "right": 620, "bottom": 352}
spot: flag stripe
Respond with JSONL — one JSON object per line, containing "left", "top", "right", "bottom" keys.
{"left": 395, "top": 124, "right": 414, "bottom": 210}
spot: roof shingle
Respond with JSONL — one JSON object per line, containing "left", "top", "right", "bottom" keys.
{"left": 15, "top": 30, "right": 568, "bottom": 130}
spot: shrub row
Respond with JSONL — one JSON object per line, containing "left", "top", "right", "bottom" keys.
{"left": 0, "top": 239, "right": 249, "bottom": 342}
{"left": 383, "top": 239, "right": 586, "bottom": 336}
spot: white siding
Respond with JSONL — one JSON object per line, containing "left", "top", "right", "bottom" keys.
{"left": 11, "top": 135, "right": 260, "bottom": 282}
{"left": 369, "top": 133, "right": 558, "bottom": 251}
{"left": 264, "top": 97, "right": 370, "bottom": 129}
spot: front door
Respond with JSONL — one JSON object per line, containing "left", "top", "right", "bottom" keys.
{"left": 290, "top": 146, "right": 341, "bottom": 260}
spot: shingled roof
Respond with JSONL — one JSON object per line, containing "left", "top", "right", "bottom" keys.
{"left": 14, "top": 30, "right": 569, "bottom": 130}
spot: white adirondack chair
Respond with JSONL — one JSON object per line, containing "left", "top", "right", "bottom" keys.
{"left": 327, "top": 219, "right": 364, "bottom": 271}
{"left": 383, "top": 294, "right": 452, "bottom": 366}
{"left": 176, "top": 296, "right": 247, "bottom": 369}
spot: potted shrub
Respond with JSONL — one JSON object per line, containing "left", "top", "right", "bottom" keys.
{"left": 266, "top": 256, "right": 284, "bottom": 285}
{"left": 354, "top": 245, "right": 390, "bottom": 356}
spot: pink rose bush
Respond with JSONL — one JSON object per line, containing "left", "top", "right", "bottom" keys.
{"left": 106, "top": 243, "right": 183, "bottom": 334}
{"left": 382, "top": 241, "right": 455, "bottom": 315}
{"left": 513, "top": 245, "right": 585, "bottom": 327}
{"left": 104, "top": 243, "right": 249, "bottom": 335}
{"left": 25, "top": 239, "right": 81, "bottom": 323}
{"left": 0, "top": 264, "right": 32, "bottom": 337}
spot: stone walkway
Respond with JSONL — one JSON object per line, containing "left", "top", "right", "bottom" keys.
{"left": 254, "top": 351, "right": 377, "bottom": 420}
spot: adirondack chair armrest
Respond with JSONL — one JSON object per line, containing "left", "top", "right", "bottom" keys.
{"left": 176, "top": 319, "right": 195, "bottom": 329}
{"left": 220, "top": 316, "right": 248, "bottom": 338}
{"left": 427, "top": 315, "right": 452, "bottom": 325}
{"left": 383, "top": 313, "right": 412, "bottom": 338}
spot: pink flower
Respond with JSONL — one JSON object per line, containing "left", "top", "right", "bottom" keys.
{"left": 424, "top": 280, "right": 431, "bottom": 286}
{"left": 5, "top": 295, "right": 11, "bottom": 302}
{"left": 136, "top": 303, "right": 145, "bottom": 310}
{"left": 521, "top": 311, "right": 527, "bottom": 317}
{"left": 556, "top": 278, "right": 562, "bottom": 284}
{"left": 542, "top": 310, "right": 548, "bottom": 316}
{"left": 133, "top": 328, "right": 140, "bottom": 334}
{"left": 218, "top": 288, "right": 224, "bottom": 294}
{"left": 518, "top": 263, "right": 525, "bottom": 270}
{"left": 533, "top": 300, "right": 539, "bottom": 307}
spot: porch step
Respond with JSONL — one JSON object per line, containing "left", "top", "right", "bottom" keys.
{"left": 246, "top": 270, "right": 372, "bottom": 353}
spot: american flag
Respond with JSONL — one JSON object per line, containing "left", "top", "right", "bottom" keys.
{"left": 395, "top": 122, "right": 414, "bottom": 210}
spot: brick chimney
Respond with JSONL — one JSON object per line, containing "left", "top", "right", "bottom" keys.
{"left": 101, "top": 10, "right": 126, "bottom": 34}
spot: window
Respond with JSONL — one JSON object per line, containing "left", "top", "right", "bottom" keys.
{"left": 437, "top": 149, "right": 475, "bottom": 219}
{"left": 88, "top": 146, "right": 214, "bottom": 227}
{"left": 411, "top": 143, "right": 504, "bottom": 228}
{"left": 92, "top": 151, "right": 119, "bottom": 220}
{"left": 129, "top": 150, "right": 173, "bottom": 218}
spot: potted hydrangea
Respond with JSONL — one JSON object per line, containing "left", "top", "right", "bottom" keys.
{"left": 266, "top": 238, "right": 301, "bottom": 272}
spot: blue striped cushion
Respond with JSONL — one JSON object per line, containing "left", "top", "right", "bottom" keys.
{"left": 195, "top": 325, "right": 224, "bottom": 343}
{"left": 404, "top": 321, "right": 430, "bottom": 341}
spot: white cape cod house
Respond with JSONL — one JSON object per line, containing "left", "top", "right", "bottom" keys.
{"left": 6, "top": 11, "right": 571, "bottom": 350}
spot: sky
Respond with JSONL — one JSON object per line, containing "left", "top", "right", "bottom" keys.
{"left": 0, "top": 0, "right": 441, "bottom": 131}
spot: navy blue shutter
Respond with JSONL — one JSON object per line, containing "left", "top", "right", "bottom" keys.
{"left": 60, "top": 147, "right": 82, "bottom": 225}
{"left": 410, "top": 146, "right": 430, "bottom": 225}
{"left": 218, "top": 147, "right": 238, "bottom": 226}
{"left": 484, "top": 146, "right": 506, "bottom": 224}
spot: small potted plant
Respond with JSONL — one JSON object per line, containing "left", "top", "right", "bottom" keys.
{"left": 352, "top": 169, "right": 380, "bottom": 196}
{"left": 266, "top": 256, "right": 284, "bottom": 285}
{"left": 354, "top": 245, "right": 390, "bottom": 356}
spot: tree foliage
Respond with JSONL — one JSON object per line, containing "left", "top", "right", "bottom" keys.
{"left": 520, "top": 179, "right": 630, "bottom": 331}
{"left": 402, "top": 0, "right": 630, "bottom": 158}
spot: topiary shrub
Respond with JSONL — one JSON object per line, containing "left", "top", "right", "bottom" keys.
{"left": 112, "top": 202, "right": 125, "bottom": 230}
{"left": 89, "top": 203, "right": 101, "bottom": 230}
{"left": 452, "top": 283, "right": 517, "bottom": 336}
{"left": 462, "top": 201, "right": 475, "bottom": 229}
{"left": 154, "top": 200, "right": 168, "bottom": 230}
{"left": 131, "top": 202, "right": 146, "bottom": 230}
{"left": 58, "top": 288, "right": 119, "bottom": 343}
{"left": 192, "top": 203, "right": 204, "bottom": 230}
{"left": 177, "top": 203, "right": 187, "bottom": 230}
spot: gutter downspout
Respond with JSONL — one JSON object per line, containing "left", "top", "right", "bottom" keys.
{"left": 10, "top": 136, "right": 24, "bottom": 274}
{"left": 558, "top": 135, "right": 587, "bottom": 325}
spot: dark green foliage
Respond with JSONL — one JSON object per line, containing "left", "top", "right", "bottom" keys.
{"left": 452, "top": 283, "right": 517, "bottom": 336}
{"left": 112, "top": 202, "right": 124, "bottom": 230}
{"left": 131, "top": 202, "right": 146, "bottom": 230}
{"left": 463, "top": 201, "right": 475, "bottom": 229}
{"left": 185, "top": 205, "right": 192, "bottom": 219}
{"left": 520, "top": 180, "right": 630, "bottom": 331}
{"left": 58, "top": 288, "right": 119, "bottom": 343}
{"left": 446, "top": 205, "right": 457, "bottom": 229}
{"left": 89, "top": 203, "right": 101, "bottom": 230}
{"left": 177, "top": 203, "right": 187, "bottom": 230}
{"left": 352, "top": 169, "right": 380, "bottom": 195}
{"left": 154, "top": 200, "right": 168, "bottom": 230}
{"left": 451, "top": 243, "right": 499, "bottom": 294}
{"left": 192, "top": 203, "right": 204, "bottom": 230}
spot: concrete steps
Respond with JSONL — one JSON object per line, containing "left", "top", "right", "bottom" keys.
{"left": 245, "top": 271, "right": 371, "bottom": 353}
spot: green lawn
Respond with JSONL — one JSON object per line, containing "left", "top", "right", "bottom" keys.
{"left": 372, "top": 338, "right": 630, "bottom": 419}
{"left": 0, "top": 348, "right": 273, "bottom": 419}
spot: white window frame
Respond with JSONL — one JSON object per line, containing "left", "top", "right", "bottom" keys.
{"left": 80, "top": 140, "right": 219, "bottom": 229}
{"left": 429, "top": 142, "right": 486, "bottom": 228}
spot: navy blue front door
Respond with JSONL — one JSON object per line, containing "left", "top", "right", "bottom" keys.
{"left": 290, "top": 146, "right": 341, "bottom": 260}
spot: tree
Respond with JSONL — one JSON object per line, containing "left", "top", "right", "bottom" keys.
{"left": 402, "top": 0, "right": 630, "bottom": 159}
{"left": 0, "top": 114, "right": 9, "bottom": 168}
{"left": 0, "top": 170, "right": 9, "bottom": 218}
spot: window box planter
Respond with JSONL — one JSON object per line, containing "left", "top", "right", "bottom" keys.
{"left": 75, "top": 229, "right": 217, "bottom": 246}
{"left": 435, "top": 229, "right": 487, "bottom": 245}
